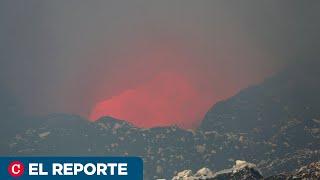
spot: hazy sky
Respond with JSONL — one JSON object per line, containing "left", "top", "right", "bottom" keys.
{"left": 1, "top": 1, "right": 319, "bottom": 128}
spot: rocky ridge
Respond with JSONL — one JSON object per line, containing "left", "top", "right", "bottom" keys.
{"left": 172, "top": 160, "right": 320, "bottom": 180}
{"left": 4, "top": 62, "right": 320, "bottom": 179}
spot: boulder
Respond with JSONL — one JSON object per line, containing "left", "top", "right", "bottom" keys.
{"left": 172, "top": 160, "right": 263, "bottom": 180}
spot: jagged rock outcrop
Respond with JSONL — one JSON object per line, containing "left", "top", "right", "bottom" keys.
{"left": 172, "top": 160, "right": 263, "bottom": 180}
{"left": 194, "top": 168, "right": 214, "bottom": 179}
{"left": 173, "top": 170, "right": 193, "bottom": 180}
{"left": 266, "top": 161, "right": 320, "bottom": 179}
{"left": 172, "top": 167, "right": 215, "bottom": 180}
{"left": 172, "top": 161, "right": 320, "bottom": 180}
{"left": 294, "top": 161, "right": 320, "bottom": 179}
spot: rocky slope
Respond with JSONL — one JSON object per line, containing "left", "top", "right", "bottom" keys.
{"left": 172, "top": 160, "right": 320, "bottom": 180}
{"left": 4, "top": 62, "right": 320, "bottom": 179}
{"left": 7, "top": 112, "right": 319, "bottom": 179}
{"left": 199, "top": 62, "right": 320, "bottom": 174}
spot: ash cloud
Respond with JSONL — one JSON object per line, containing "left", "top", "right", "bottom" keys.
{"left": 0, "top": 0, "right": 319, "bottom": 127}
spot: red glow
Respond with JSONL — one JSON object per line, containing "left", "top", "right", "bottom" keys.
{"left": 89, "top": 72, "right": 213, "bottom": 129}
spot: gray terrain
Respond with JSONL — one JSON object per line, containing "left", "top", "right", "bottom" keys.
{"left": 1, "top": 62, "right": 319, "bottom": 179}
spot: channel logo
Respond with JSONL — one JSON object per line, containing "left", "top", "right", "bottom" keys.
{"left": 8, "top": 161, "right": 24, "bottom": 177}
{"left": 0, "top": 157, "right": 143, "bottom": 179}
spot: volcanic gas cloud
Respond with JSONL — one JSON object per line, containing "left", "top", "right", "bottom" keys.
{"left": 89, "top": 72, "right": 212, "bottom": 129}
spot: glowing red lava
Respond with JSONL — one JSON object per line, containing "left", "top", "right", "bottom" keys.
{"left": 89, "top": 72, "right": 212, "bottom": 129}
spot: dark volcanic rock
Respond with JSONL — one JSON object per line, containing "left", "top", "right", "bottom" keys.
{"left": 212, "top": 161, "right": 263, "bottom": 180}
{"left": 6, "top": 62, "right": 320, "bottom": 179}
{"left": 293, "top": 161, "right": 320, "bottom": 179}
{"left": 265, "top": 162, "right": 320, "bottom": 179}
{"left": 201, "top": 62, "right": 320, "bottom": 140}
{"left": 172, "top": 161, "right": 320, "bottom": 180}
{"left": 199, "top": 62, "right": 320, "bottom": 173}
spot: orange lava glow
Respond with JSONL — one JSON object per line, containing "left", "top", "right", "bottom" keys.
{"left": 89, "top": 72, "right": 213, "bottom": 129}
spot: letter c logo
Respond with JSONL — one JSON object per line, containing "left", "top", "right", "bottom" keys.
{"left": 8, "top": 161, "right": 24, "bottom": 177}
